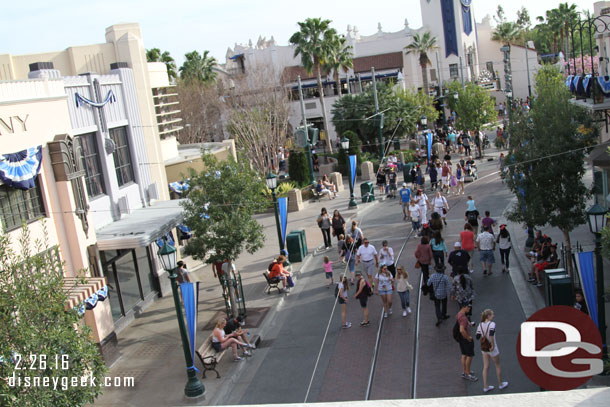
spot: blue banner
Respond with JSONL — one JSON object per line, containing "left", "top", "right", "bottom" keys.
{"left": 278, "top": 197, "right": 288, "bottom": 248}
{"left": 441, "top": 0, "right": 459, "bottom": 57}
{"left": 180, "top": 282, "right": 200, "bottom": 370}
{"left": 427, "top": 131, "right": 432, "bottom": 161}
{"left": 577, "top": 251, "right": 599, "bottom": 328}
{"left": 349, "top": 155, "right": 357, "bottom": 189}
{"left": 462, "top": 5, "right": 472, "bottom": 36}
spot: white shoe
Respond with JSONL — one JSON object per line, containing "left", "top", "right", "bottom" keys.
{"left": 407, "top": 307, "right": 412, "bottom": 314}
{"left": 388, "top": 308, "right": 393, "bottom": 315}
{"left": 499, "top": 381, "right": 509, "bottom": 390}
{"left": 242, "top": 350, "right": 251, "bottom": 356}
{"left": 402, "top": 310, "right": 407, "bottom": 317}
{"left": 384, "top": 312, "right": 388, "bottom": 318}
{"left": 483, "top": 385, "right": 495, "bottom": 393}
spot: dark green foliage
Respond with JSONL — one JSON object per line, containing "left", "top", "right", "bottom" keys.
{"left": 503, "top": 66, "right": 596, "bottom": 255}
{"left": 454, "top": 83, "right": 497, "bottom": 133}
{"left": 336, "top": 130, "right": 362, "bottom": 175}
{"left": 0, "top": 226, "right": 107, "bottom": 406}
{"left": 288, "top": 149, "right": 310, "bottom": 185}
{"left": 181, "top": 153, "right": 267, "bottom": 264}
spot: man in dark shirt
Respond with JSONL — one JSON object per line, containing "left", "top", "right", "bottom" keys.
{"left": 448, "top": 242, "right": 470, "bottom": 277}
{"left": 224, "top": 316, "right": 255, "bottom": 350}
{"left": 465, "top": 209, "right": 480, "bottom": 235}
{"left": 387, "top": 168, "right": 398, "bottom": 198}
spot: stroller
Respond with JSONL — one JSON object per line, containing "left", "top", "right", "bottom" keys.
{"left": 464, "top": 162, "right": 478, "bottom": 182}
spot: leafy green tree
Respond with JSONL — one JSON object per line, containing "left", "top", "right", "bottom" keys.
{"left": 453, "top": 83, "right": 497, "bottom": 134}
{"left": 182, "top": 153, "right": 267, "bottom": 264}
{"left": 337, "top": 130, "right": 362, "bottom": 175}
{"left": 179, "top": 50, "right": 217, "bottom": 83}
{"left": 290, "top": 17, "right": 338, "bottom": 153}
{"left": 445, "top": 80, "right": 462, "bottom": 113}
{"left": 287, "top": 149, "right": 310, "bottom": 185}
{"left": 503, "top": 66, "right": 596, "bottom": 273}
{"left": 324, "top": 34, "right": 353, "bottom": 97}
{"left": 146, "top": 48, "right": 177, "bottom": 81}
{"left": 0, "top": 225, "right": 107, "bottom": 406}
{"left": 404, "top": 32, "right": 438, "bottom": 95}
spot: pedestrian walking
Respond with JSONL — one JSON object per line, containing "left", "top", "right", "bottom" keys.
{"left": 354, "top": 272, "right": 371, "bottom": 326}
{"left": 413, "top": 188, "right": 430, "bottom": 223}
{"left": 448, "top": 242, "right": 470, "bottom": 277}
{"left": 344, "top": 236, "right": 357, "bottom": 283}
{"left": 496, "top": 225, "right": 512, "bottom": 273}
{"left": 408, "top": 200, "right": 422, "bottom": 234}
{"left": 415, "top": 237, "right": 434, "bottom": 296}
{"left": 476, "top": 226, "right": 496, "bottom": 276}
{"left": 431, "top": 191, "right": 449, "bottom": 226}
{"left": 323, "top": 256, "right": 334, "bottom": 288}
{"left": 349, "top": 220, "right": 364, "bottom": 249}
{"left": 429, "top": 163, "right": 439, "bottom": 191}
{"left": 337, "top": 234, "right": 347, "bottom": 263}
{"left": 399, "top": 183, "right": 412, "bottom": 220}
{"left": 476, "top": 309, "right": 508, "bottom": 392}
{"left": 376, "top": 167, "right": 387, "bottom": 195}
{"left": 317, "top": 207, "right": 332, "bottom": 249}
{"left": 451, "top": 268, "right": 475, "bottom": 317}
{"left": 375, "top": 265, "right": 394, "bottom": 318}
{"left": 331, "top": 210, "right": 346, "bottom": 243}
{"left": 429, "top": 212, "right": 443, "bottom": 235}
{"left": 337, "top": 276, "right": 351, "bottom": 329}
{"left": 456, "top": 303, "right": 478, "bottom": 381}
{"left": 481, "top": 211, "right": 497, "bottom": 236}
{"left": 379, "top": 240, "right": 396, "bottom": 277}
{"left": 387, "top": 167, "right": 398, "bottom": 198}
{"left": 395, "top": 265, "right": 413, "bottom": 316}
{"left": 465, "top": 199, "right": 480, "bottom": 236}
{"left": 441, "top": 162, "right": 450, "bottom": 194}
{"left": 463, "top": 133, "right": 471, "bottom": 156}
{"left": 356, "top": 238, "right": 378, "bottom": 286}
{"left": 427, "top": 264, "right": 451, "bottom": 326}
{"left": 456, "top": 163, "right": 465, "bottom": 195}
{"left": 460, "top": 223, "right": 476, "bottom": 273}
{"left": 431, "top": 232, "right": 448, "bottom": 266}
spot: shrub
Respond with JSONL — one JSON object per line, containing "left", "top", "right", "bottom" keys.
{"left": 337, "top": 130, "right": 363, "bottom": 176}
{"left": 264, "top": 181, "right": 297, "bottom": 199}
{"left": 288, "top": 149, "right": 310, "bottom": 185}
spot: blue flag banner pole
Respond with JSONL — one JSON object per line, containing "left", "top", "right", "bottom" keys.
{"left": 427, "top": 131, "right": 432, "bottom": 162}
{"left": 349, "top": 155, "right": 357, "bottom": 188}
{"left": 278, "top": 197, "right": 288, "bottom": 249}
{"left": 576, "top": 251, "right": 599, "bottom": 328}
{"left": 180, "top": 281, "right": 200, "bottom": 372}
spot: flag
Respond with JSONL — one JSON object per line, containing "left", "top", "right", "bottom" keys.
{"left": 575, "top": 251, "right": 598, "bottom": 328}
{"left": 180, "top": 282, "right": 200, "bottom": 369}
{"left": 278, "top": 197, "right": 288, "bottom": 249}
{"left": 349, "top": 155, "right": 357, "bottom": 188}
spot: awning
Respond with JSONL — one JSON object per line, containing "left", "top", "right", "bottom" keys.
{"left": 589, "top": 142, "right": 610, "bottom": 168}
{"left": 64, "top": 277, "right": 106, "bottom": 312}
{"left": 229, "top": 53, "right": 244, "bottom": 60}
{"left": 96, "top": 199, "right": 185, "bottom": 250}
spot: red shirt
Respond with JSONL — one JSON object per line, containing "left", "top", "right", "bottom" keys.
{"left": 457, "top": 311, "right": 470, "bottom": 338}
{"left": 269, "top": 262, "right": 284, "bottom": 279}
{"left": 460, "top": 230, "right": 475, "bottom": 251}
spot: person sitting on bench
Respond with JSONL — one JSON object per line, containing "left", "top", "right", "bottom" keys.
{"left": 316, "top": 179, "right": 335, "bottom": 199}
{"left": 269, "top": 255, "right": 291, "bottom": 291}
{"left": 212, "top": 318, "right": 254, "bottom": 362}
{"left": 224, "top": 316, "right": 256, "bottom": 349}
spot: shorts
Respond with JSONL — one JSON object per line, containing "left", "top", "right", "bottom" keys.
{"left": 358, "top": 295, "right": 369, "bottom": 308}
{"left": 459, "top": 336, "right": 475, "bottom": 356}
{"left": 441, "top": 176, "right": 448, "bottom": 185}
{"left": 378, "top": 289, "right": 392, "bottom": 295}
{"left": 389, "top": 184, "right": 397, "bottom": 191}
{"left": 338, "top": 296, "right": 346, "bottom": 305}
{"left": 480, "top": 250, "right": 495, "bottom": 264}
{"left": 401, "top": 202, "right": 410, "bottom": 208}
{"left": 362, "top": 260, "right": 375, "bottom": 277}
{"left": 325, "top": 272, "right": 333, "bottom": 279}
{"left": 212, "top": 341, "right": 222, "bottom": 352}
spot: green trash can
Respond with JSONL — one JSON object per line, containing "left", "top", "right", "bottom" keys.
{"left": 393, "top": 139, "right": 401, "bottom": 151}
{"left": 286, "top": 232, "right": 304, "bottom": 263}
{"left": 290, "top": 229, "right": 308, "bottom": 257}
{"left": 403, "top": 162, "right": 416, "bottom": 183}
{"left": 548, "top": 275, "right": 573, "bottom": 306}
{"left": 360, "top": 181, "right": 375, "bottom": 203}
{"left": 543, "top": 268, "right": 567, "bottom": 306}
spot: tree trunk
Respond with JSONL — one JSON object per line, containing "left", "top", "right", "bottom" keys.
{"left": 317, "top": 63, "right": 334, "bottom": 154}
{"left": 421, "top": 62, "right": 429, "bottom": 95}
{"left": 561, "top": 228, "right": 574, "bottom": 277}
{"left": 335, "top": 70, "right": 342, "bottom": 97}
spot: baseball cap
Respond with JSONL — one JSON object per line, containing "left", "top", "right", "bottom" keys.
{"left": 402, "top": 182, "right": 407, "bottom": 187}
{"left": 454, "top": 242, "right": 461, "bottom": 248}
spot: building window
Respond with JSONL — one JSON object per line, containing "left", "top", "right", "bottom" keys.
{"left": 0, "top": 179, "right": 46, "bottom": 231}
{"left": 77, "top": 132, "right": 105, "bottom": 198}
{"left": 449, "top": 64, "right": 459, "bottom": 79}
{"left": 109, "top": 127, "right": 135, "bottom": 187}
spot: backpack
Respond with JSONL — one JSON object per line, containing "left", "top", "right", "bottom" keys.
{"left": 452, "top": 321, "right": 461, "bottom": 342}
{"left": 467, "top": 211, "right": 478, "bottom": 223}
{"left": 268, "top": 262, "right": 275, "bottom": 272}
{"left": 334, "top": 284, "right": 340, "bottom": 298}
{"left": 364, "top": 281, "right": 373, "bottom": 297}
{"left": 480, "top": 323, "right": 492, "bottom": 352}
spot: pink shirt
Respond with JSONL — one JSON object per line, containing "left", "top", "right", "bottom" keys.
{"left": 460, "top": 230, "right": 475, "bottom": 251}
{"left": 323, "top": 261, "right": 333, "bottom": 274}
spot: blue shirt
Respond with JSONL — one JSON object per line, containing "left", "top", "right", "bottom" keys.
{"left": 431, "top": 238, "right": 447, "bottom": 253}
{"left": 399, "top": 187, "right": 411, "bottom": 203}
{"left": 467, "top": 199, "right": 476, "bottom": 211}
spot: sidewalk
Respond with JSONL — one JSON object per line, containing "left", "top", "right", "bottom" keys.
{"left": 91, "top": 178, "right": 385, "bottom": 407}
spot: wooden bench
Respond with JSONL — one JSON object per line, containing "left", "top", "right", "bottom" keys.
{"left": 196, "top": 334, "right": 227, "bottom": 378}
{"left": 263, "top": 272, "right": 282, "bottom": 294}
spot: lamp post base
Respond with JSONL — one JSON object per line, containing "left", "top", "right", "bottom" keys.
{"left": 184, "top": 368, "right": 205, "bottom": 398}
{"left": 348, "top": 197, "right": 358, "bottom": 208}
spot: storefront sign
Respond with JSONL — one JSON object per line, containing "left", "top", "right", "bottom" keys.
{"left": 0, "top": 115, "right": 29, "bottom": 135}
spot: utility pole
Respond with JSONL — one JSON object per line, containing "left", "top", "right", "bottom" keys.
{"left": 371, "top": 67, "right": 384, "bottom": 160}
{"left": 525, "top": 41, "right": 532, "bottom": 99}
{"left": 358, "top": 73, "right": 363, "bottom": 93}
{"left": 501, "top": 45, "right": 513, "bottom": 125}
{"left": 298, "top": 75, "right": 315, "bottom": 184}
{"left": 436, "top": 51, "right": 447, "bottom": 131}
{"left": 459, "top": 56, "right": 465, "bottom": 89}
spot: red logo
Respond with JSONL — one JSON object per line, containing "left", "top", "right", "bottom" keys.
{"left": 517, "top": 306, "right": 602, "bottom": 390}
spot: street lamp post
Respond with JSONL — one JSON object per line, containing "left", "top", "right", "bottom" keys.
{"left": 341, "top": 137, "right": 358, "bottom": 208}
{"left": 421, "top": 115, "right": 427, "bottom": 130}
{"left": 266, "top": 173, "right": 284, "bottom": 252}
{"left": 157, "top": 242, "right": 205, "bottom": 398}
{"left": 587, "top": 204, "right": 608, "bottom": 359}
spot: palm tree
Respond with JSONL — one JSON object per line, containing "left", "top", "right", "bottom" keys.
{"left": 556, "top": 3, "right": 579, "bottom": 58}
{"left": 404, "top": 32, "right": 438, "bottom": 95}
{"left": 491, "top": 22, "right": 521, "bottom": 45}
{"left": 179, "top": 50, "right": 217, "bottom": 83}
{"left": 323, "top": 35, "right": 353, "bottom": 97}
{"left": 146, "top": 48, "right": 178, "bottom": 81}
{"left": 290, "top": 17, "right": 338, "bottom": 153}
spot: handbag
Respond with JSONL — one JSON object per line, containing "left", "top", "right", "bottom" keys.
{"left": 287, "top": 275, "right": 295, "bottom": 288}
{"left": 442, "top": 208, "right": 447, "bottom": 215}
{"left": 480, "top": 323, "right": 492, "bottom": 352}
{"left": 414, "top": 261, "right": 421, "bottom": 269}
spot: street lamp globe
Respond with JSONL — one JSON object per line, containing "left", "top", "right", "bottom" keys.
{"left": 453, "top": 93, "right": 459, "bottom": 100}
{"left": 421, "top": 115, "right": 427, "bottom": 127}
{"left": 266, "top": 172, "right": 277, "bottom": 190}
{"left": 158, "top": 241, "right": 177, "bottom": 271}
{"left": 341, "top": 137, "right": 350, "bottom": 150}
{"left": 587, "top": 204, "right": 608, "bottom": 234}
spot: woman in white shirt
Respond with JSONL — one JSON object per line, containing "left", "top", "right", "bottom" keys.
{"left": 476, "top": 309, "right": 508, "bottom": 393}
{"left": 432, "top": 191, "right": 449, "bottom": 226}
{"left": 212, "top": 318, "right": 253, "bottom": 362}
{"left": 379, "top": 240, "right": 396, "bottom": 277}
{"left": 375, "top": 265, "right": 394, "bottom": 318}
{"left": 408, "top": 200, "right": 422, "bottom": 234}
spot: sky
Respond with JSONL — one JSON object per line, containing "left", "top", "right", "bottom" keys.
{"left": 1, "top": 0, "right": 598, "bottom": 66}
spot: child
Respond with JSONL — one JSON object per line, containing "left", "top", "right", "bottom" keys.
{"left": 395, "top": 265, "right": 413, "bottom": 316}
{"left": 323, "top": 256, "right": 334, "bottom": 287}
